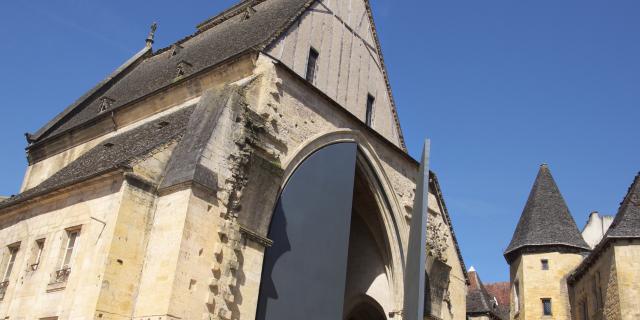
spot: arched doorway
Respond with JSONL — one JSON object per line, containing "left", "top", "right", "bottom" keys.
{"left": 256, "top": 142, "right": 396, "bottom": 320}
{"left": 345, "top": 297, "right": 387, "bottom": 320}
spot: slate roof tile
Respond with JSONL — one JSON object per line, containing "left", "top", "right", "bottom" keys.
{"left": 467, "top": 270, "right": 505, "bottom": 319}
{"left": 505, "top": 165, "right": 590, "bottom": 260}
{"left": 0, "top": 106, "right": 195, "bottom": 211}
{"left": 33, "top": 0, "right": 313, "bottom": 141}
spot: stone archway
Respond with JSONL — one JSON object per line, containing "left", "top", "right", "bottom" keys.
{"left": 256, "top": 141, "right": 401, "bottom": 320}
{"left": 343, "top": 156, "right": 397, "bottom": 318}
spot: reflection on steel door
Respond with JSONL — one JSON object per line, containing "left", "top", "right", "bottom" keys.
{"left": 256, "top": 143, "right": 358, "bottom": 320}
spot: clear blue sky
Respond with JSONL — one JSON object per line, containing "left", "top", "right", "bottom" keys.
{"left": 0, "top": 1, "right": 638, "bottom": 283}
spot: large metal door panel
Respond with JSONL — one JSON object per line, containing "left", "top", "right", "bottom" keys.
{"left": 256, "top": 143, "right": 358, "bottom": 320}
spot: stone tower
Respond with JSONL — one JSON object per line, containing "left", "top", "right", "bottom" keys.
{"left": 504, "top": 165, "right": 590, "bottom": 320}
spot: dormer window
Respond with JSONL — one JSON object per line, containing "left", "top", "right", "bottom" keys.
{"left": 170, "top": 44, "right": 184, "bottom": 57}
{"left": 176, "top": 60, "right": 193, "bottom": 78}
{"left": 98, "top": 97, "right": 115, "bottom": 113}
{"left": 242, "top": 5, "right": 257, "bottom": 20}
{"left": 156, "top": 121, "right": 170, "bottom": 129}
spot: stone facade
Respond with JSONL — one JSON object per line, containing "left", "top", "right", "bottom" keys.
{"left": 0, "top": 1, "right": 469, "bottom": 319}
{"left": 509, "top": 251, "right": 583, "bottom": 320}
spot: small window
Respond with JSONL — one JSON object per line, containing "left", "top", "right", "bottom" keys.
{"left": 365, "top": 94, "right": 375, "bottom": 126}
{"left": 542, "top": 298, "right": 552, "bottom": 316}
{"left": 305, "top": 47, "right": 319, "bottom": 84}
{"left": 513, "top": 280, "right": 520, "bottom": 313}
{"left": 541, "top": 259, "right": 549, "bottom": 270}
{"left": 29, "top": 239, "right": 45, "bottom": 271}
{"left": 60, "top": 228, "right": 80, "bottom": 271}
{"left": 595, "top": 272, "right": 603, "bottom": 310}
{"left": 2, "top": 244, "right": 20, "bottom": 282}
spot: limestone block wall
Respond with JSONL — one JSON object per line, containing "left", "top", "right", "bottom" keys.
{"left": 517, "top": 252, "right": 584, "bottom": 320}
{"left": 94, "top": 181, "right": 158, "bottom": 319}
{"left": 0, "top": 176, "right": 124, "bottom": 319}
{"left": 130, "top": 189, "right": 192, "bottom": 319}
{"left": 569, "top": 245, "right": 615, "bottom": 320}
{"left": 509, "top": 256, "right": 527, "bottom": 320}
{"left": 266, "top": 0, "right": 401, "bottom": 147}
{"left": 509, "top": 256, "right": 524, "bottom": 320}
{"left": 613, "top": 240, "right": 640, "bottom": 320}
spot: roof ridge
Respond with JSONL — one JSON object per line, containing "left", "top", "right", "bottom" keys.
{"left": 362, "top": 0, "right": 406, "bottom": 150}
{"left": 196, "top": 0, "right": 261, "bottom": 31}
{"left": 156, "top": 0, "right": 266, "bottom": 56}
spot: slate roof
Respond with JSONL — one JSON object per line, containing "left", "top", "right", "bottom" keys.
{"left": 467, "top": 269, "right": 504, "bottom": 320}
{"left": 31, "top": 0, "right": 315, "bottom": 142}
{"left": 605, "top": 173, "right": 640, "bottom": 238}
{"left": 0, "top": 106, "right": 195, "bottom": 211}
{"left": 31, "top": 0, "right": 406, "bottom": 151}
{"left": 505, "top": 165, "right": 590, "bottom": 260}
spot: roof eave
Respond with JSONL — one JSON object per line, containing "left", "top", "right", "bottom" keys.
{"left": 0, "top": 167, "right": 128, "bottom": 213}
{"left": 26, "top": 49, "right": 260, "bottom": 158}
{"left": 504, "top": 243, "right": 591, "bottom": 263}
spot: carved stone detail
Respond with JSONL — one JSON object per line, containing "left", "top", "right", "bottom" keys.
{"left": 205, "top": 220, "right": 243, "bottom": 320}
{"left": 427, "top": 222, "right": 449, "bottom": 263}
{"left": 176, "top": 60, "right": 193, "bottom": 78}
{"left": 98, "top": 97, "right": 115, "bottom": 113}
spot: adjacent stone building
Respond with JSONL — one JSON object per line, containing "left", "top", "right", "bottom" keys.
{"left": 0, "top": 0, "right": 469, "bottom": 319}
{"left": 504, "top": 165, "right": 640, "bottom": 320}
{"left": 466, "top": 267, "right": 506, "bottom": 320}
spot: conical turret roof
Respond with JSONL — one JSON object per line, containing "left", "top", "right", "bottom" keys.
{"left": 505, "top": 165, "right": 590, "bottom": 260}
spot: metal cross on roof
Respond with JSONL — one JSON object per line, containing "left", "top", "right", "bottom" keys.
{"left": 146, "top": 22, "right": 158, "bottom": 47}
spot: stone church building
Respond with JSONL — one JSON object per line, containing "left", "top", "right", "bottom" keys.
{"left": 504, "top": 165, "right": 640, "bottom": 320}
{"left": 0, "top": 0, "right": 470, "bottom": 319}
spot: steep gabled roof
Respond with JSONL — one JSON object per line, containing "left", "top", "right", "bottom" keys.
{"left": 505, "top": 165, "right": 590, "bottom": 260}
{"left": 606, "top": 173, "right": 640, "bottom": 238}
{"left": 30, "top": 0, "right": 406, "bottom": 151}
{"left": 30, "top": 0, "right": 315, "bottom": 144}
{"left": 467, "top": 269, "right": 504, "bottom": 320}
